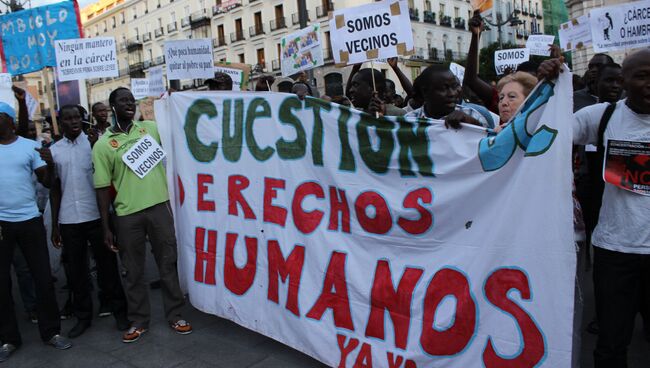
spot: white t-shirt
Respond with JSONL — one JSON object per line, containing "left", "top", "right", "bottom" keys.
{"left": 573, "top": 100, "right": 650, "bottom": 254}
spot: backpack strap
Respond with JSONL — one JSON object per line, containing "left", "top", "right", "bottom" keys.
{"left": 596, "top": 103, "right": 617, "bottom": 151}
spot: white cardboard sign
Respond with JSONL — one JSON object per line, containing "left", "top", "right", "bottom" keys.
{"left": 0, "top": 73, "right": 13, "bottom": 105}
{"left": 148, "top": 66, "right": 166, "bottom": 96}
{"left": 121, "top": 134, "right": 166, "bottom": 179}
{"left": 329, "top": 0, "right": 414, "bottom": 65}
{"left": 280, "top": 23, "right": 325, "bottom": 77}
{"left": 449, "top": 62, "right": 465, "bottom": 83}
{"left": 558, "top": 15, "right": 593, "bottom": 51}
{"left": 55, "top": 37, "right": 119, "bottom": 82}
{"left": 213, "top": 66, "right": 244, "bottom": 91}
{"left": 589, "top": 0, "right": 650, "bottom": 52}
{"left": 494, "top": 48, "right": 530, "bottom": 75}
{"left": 131, "top": 78, "right": 150, "bottom": 100}
{"left": 526, "top": 35, "right": 555, "bottom": 56}
{"left": 164, "top": 39, "right": 214, "bottom": 80}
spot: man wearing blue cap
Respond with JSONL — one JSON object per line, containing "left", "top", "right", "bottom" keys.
{"left": 0, "top": 102, "right": 73, "bottom": 362}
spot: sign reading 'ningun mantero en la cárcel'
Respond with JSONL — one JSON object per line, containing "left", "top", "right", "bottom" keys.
{"left": 329, "top": 0, "right": 414, "bottom": 65}
{"left": 155, "top": 67, "right": 576, "bottom": 367}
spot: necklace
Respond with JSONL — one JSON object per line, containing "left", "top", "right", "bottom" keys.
{"left": 114, "top": 121, "right": 132, "bottom": 134}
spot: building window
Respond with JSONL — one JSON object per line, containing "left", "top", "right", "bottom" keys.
{"left": 238, "top": 53, "right": 245, "bottom": 63}
{"left": 439, "top": 4, "right": 445, "bottom": 16}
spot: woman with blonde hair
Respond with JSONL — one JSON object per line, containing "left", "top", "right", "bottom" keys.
{"left": 496, "top": 71, "right": 538, "bottom": 125}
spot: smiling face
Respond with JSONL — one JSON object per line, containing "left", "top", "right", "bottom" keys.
{"left": 111, "top": 89, "right": 136, "bottom": 123}
{"left": 60, "top": 106, "right": 83, "bottom": 141}
{"left": 498, "top": 81, "right": 527, "bottom": 123}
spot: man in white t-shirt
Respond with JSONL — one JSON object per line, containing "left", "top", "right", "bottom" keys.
{"left": 540, "top": 48, "right": 650, "bottom": 367}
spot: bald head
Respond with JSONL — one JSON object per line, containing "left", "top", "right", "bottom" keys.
{"left": 621, "top": 48, "right": 650, "bottom": 114}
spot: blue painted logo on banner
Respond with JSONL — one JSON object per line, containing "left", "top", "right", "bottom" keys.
{"left": 0, "top": 1, "right": 81, "bottom": 75}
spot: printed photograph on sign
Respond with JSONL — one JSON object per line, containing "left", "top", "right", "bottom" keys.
{"left": 589, "top": 0, "right": 650, "bottom": 52}
{"left": 604, "top": 139, "right": 650, "bottom": 196}
{"left": 280, "top": 24, "right": 324, "bottom": 77}
{"left": 329, "top": 0, "right": 414, "bottom": 65}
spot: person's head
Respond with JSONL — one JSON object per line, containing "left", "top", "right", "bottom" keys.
{"left": 572, "top": 74, "right": 586, "bottom": 91}
{"left": 205, "top": 72, "right": 233, "bottom": 91}
{"left": 0, "top": 102, "right": 16, "bottom": 137}
{"left": 622, "top": 49, "right": 650, "bottom": 114}
{"left": 255, "top": 74, "right": 276, "bottom": 91}
{"left": 59, "top": 104, "right": 83, "bottom": 140}
{"left": 384, "top": 79, "right": 396, "bottom": 104}
{"left": 92, "top": 102, "right": 109, "bottom": 126}
{"left": 331, "top": 95, "right": 352, "bottom": 107}
{"left": 291, "top": 81, "right": 313, "bottom": 100}
{"left": 108, "top": 87, "right": 136, "bottom": 123}
{"left": 408, "top": 74, "right": 425, "bottom": 110}
{"left": 392, "top": 94, "right": 404, "bottom": 108}
{"left": 277, "top": 81, "right": 294, "bottom": 93}
{"left": 586, "top": 53, "right": 615, "bottom": 93}
{"left": 516, "top": 61, "right": 540, "bottom": 78}
{"left": 496, "top": 71, "right": 538, "bottom": 123}
{"left": 27, "top": 121, "right": 37, "bottom": 139}
{"left": 596, "top": 63, "right": 623, "bottom": 103}
{"left": 349, "top": 68, "right": 386, "bottom": 110}
{"left": 419, "top": 64, "right": 460, "bottom": 118}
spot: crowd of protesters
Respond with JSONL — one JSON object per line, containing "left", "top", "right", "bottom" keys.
{"left": 0, "top": 9, "right": 648, "bottom": 368}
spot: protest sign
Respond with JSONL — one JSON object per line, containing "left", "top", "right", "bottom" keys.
{"left": 558, "top": 15, "right": 592, "bottom": 51}
{"left": 138, "top": 98, "right": 156, "bottom": 121}
{"left": 122, "top": 134, "right": 166, "bottom": 179}
{"left": 471, "top": 0, "right": 493, "bottom": 13}
{"left": 589, "top": 0, "right": 650, "bottom": 52}
{"left": 214, "top": 62, "right": 251, "bottom": 91}
{"left": 148, "top": 66, "right": 166, "bottom": 96}
{"left": 155, "top": 67, "right": 576, "bottom": 367}
{"left": 494, "top": 48, "right": 529, "bottom": 75}
{"left": 281, "top": 23, "right": 324, "bottom": 76}
{"left": 55, "top": 37, "right": 118, "bottom": 81}
{"left": 604, "top": 140, "right": 650, "bottom": 196}
{"left": 164, "top": 39, "right": 214, "bottom": 80}
{"left": 449, "top": 62, "right": 465, "bottom": 83}
{"left": 131, "top": 78, "right": 150, "bottom": 100}
{"left": 0, "top": 1, "right": 82, "bottom": 75}
{"left": 526, "top": 34, "right": 555, "bottom": 56}
{"left": 330, "top": 0, "right": 414, "bottom": 65}
{"left": 0, "top": 73, "right": 13, "bottom": 104}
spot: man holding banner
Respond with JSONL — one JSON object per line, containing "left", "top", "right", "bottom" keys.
{"left": 92, "top": 88, "right": 191, "bottom": 343}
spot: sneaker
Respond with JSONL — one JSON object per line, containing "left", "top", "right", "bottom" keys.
{"left": 46, "top": 334, "right": 72, "bottom": 350}
{"left": 98, "top": 304, "right": 112, "bottom": 318}
{"left": 170, "top": 319, "right": 192, "bottom": 335}
{"left": 122, "top": 327, "right": 147, "bottom": 343}
{"left": 0, "top": 343, "right": 17, "bottom": 362}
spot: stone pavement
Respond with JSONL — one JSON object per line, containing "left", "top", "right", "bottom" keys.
{"left": 4, "top": 256, "right": 650, "bottom": 367}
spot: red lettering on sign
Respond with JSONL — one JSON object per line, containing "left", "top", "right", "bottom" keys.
{"left": 483, "top": 268, "right": 545, "bottom": 367}
{"left": 328, "top": 186, "right": 351, "bottom": 233}
{"left": 337, "top": 334, "right": 360, "bottom": 368}
{"left": 223, "top": 233, "right": 258, "bottom": 295}
{"left": 386, "top": 352, "right": 403, "bottom": 368}
{"left": 197, "top": 174, "right": 215, "bottom": 212}
{"left": 420, "top": 268, "right": 476, "bottom": 356}
{"left": 355, "top": 191, "right": 392, "bottom": 234}
{"left": 267, "top": 240, "right": 305, "bottom": 316}
{"left": 228, "top": 175, "right": 256, "bottom": 219}
{"left": 292, "top": 182, "right": 325, "bottom": 234}
{"left": 194, "top": 227, "right": 216, "bottom": 285}
{"left": 263, "top": 177, "right": 288, "bottom": 226}
{"left": 306, "top": 252, "right": 354, "bottom": 330}
{"left": 365, "top": 261, "right": 423, "bottom": 349}
{"left": 397, "top": 188, "right": 433, "bottom": 235}
{"left": 353, "top": 342, "right": 373, "bottom": 368}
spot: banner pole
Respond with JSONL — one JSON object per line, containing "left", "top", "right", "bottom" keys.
{"left": 41, "top": 67, "right": 60, "bottom": 136}
{"left": 370, "top": 61, "right": 379, "bottom": 118}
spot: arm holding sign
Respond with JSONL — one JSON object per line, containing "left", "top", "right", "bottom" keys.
{"left": 13, "top": 86, "right": 29, "bottom": 138}
{"left": 387, "top": 57, "right": 413, "bottom": 100}
{"left": 463, "top": 11, "right": 497, "bottom": 111}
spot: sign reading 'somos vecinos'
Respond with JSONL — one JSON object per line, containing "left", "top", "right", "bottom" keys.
{"left": 494, "top": 48, "right": 530, "bottom": 75}
{"left": 329, "top": 0, "right": 414, "bottom": 65}
{"left": 121, "top": 134, "right": 166, "bottom": 179}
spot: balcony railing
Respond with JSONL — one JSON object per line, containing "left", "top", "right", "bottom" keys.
{"left": 454, "top": 17, "right": 465, "bottom": 30}
{"left": 167, "top": 22, "right": 177, "bottom": 33}
{"left": 212, "top": 1, "right": 242, "bottom": 15}
{"left": 127, "top": 37, "right": 143, "bottom": 51}
{"left": 191, "top": 10, "right": 210, "bottom": 28}
{"left": 291, "top": 11, "right": 311, "bottom": 25}
{"left": 213, "top": 36, "right": 227, "bottom": 47}
{"left": 142, "top": 32, "right": 151, "bottom": 42}
{"left": 316, "top": 1, "right": 333, "bottom": 17}
{"left": 154, "top": 28, "right": 164, "bottom": 38}
{"left": 181, "top": 16, "right": 190, "bottom": 27}
{"left": 423, "top": 10, "right": 436, "bottom": 24}
{"left": 153, "top": 55, "right": 165, "bottom": 66}
{"left": 409, "top": 8, "right": 419, "bottom": 21}
{"left": 230, "top": 30, "right": 245, "bottom": 42}
{"left": 249, "top": 24, "right": 264, "bottom": 37}
{"left": 440, "top": 15, "right": 452, "bottom": 27}
{"left": 270, "top": 17, "right": 286, "bottom": 31}
{"left": 129, "top": 62, "right": 144, "bottom": 71}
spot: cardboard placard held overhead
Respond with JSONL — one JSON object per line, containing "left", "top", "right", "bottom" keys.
{"left": 526, "top": 35, "right": 555, "bottom": 56}
{"left": 558, "top": 15, "right": 592, "bottom": 51}
{"left": 494, "top": 48, "right": 530, "bottom": 75}
{"left": 329, "top": 0, "right": 414, "bottom": 65}
{"left": 280, "top": 23, "right": 324, "bottom": 77}
{"left": 55, "top": 37, "right": 119, "bottom": 82}
{"left": 589, "top": 0, "right": 650, "bottom": 52}
{"left": 164, "top": 39, "right": 214, "bottom": 80}
{"left": 214, "top": 62, "right": 251, "bottom": 91}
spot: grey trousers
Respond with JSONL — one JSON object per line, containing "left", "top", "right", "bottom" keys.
{"left": 116, "top": 201, "right": 185, "bottom": 328}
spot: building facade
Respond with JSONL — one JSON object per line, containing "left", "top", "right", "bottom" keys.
{"left": 479, "top": 0, "right": 545, "bottom": 48}
{"left": 81, "top": 0, "right": 475, "bottom": 103}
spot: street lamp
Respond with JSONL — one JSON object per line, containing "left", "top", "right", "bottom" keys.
{"left": 482, "top": 1, "right": 523, "bottom": 48}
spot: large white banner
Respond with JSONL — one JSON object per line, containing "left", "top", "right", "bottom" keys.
{"left": 589, "top": 0, "right": 650, "bottom": 52}
{"left": 330, "top": 0, "right": 414, "bottom": 65}
{"left": 155, "top": 68, "right": 576, "bottom": 367}
{"left": 54, "top": 37, "right": 118, "bottom": 82}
